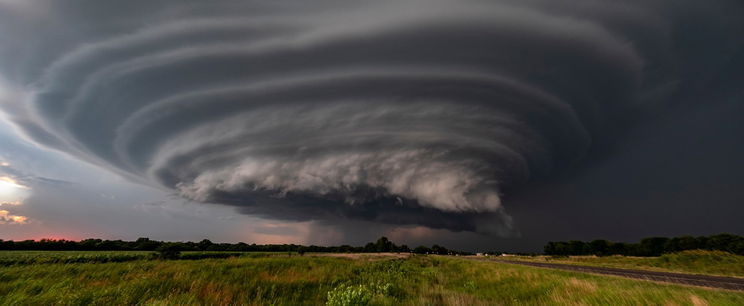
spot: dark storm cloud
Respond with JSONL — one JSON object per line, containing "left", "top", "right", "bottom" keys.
{"left": 0, "top": 0, "right": 742, "bottom": 236}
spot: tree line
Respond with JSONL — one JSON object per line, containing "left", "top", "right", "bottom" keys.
{"left": 0, "top": 236, "right": 470, "bottom": 255}
{"left": 544, "top": 233, "right": 744, "bottom": 257}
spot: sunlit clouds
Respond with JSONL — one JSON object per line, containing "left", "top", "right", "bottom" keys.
{"left": 0, "top": 176, "right": 29, "bottom": 189}
{"left": 0, "top": 198, "right": 28, "bottom": 225}
{"left": 0, "top": 209, "right": 27, "bottom": 224}
{"left": 0, "top": 175, "right": 30, "bottom": 203}
{"left": 0, "top": 173, "right": 31, "bottom": 225}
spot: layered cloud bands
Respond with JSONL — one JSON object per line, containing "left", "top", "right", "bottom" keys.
{"left": 1, "top": 0, "right": 738, "bottom": 234}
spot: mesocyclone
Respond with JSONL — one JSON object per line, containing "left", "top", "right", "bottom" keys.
{"left": 4, "top": 0, "right": 704, "bottom": 234}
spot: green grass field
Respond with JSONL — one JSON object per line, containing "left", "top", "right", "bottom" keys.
{"left": 0, "top": 250, "right": 277, "bottom": 266}
{"left": 0, "top": 251, "right": 742, "bottom": 305}
{"left": 507, "top": 250, "right": 744, "bottom": 278}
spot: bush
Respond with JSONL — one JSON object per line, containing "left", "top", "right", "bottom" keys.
{"left": 154, "top": 244, "right": 181, "bottom": 260}
{"left": 326, "top": 284, "right": 372, "bottom": 306}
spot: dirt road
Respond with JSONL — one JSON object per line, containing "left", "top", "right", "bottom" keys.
{"left": 467, "top": 257, "right": 744, "bottom": 291}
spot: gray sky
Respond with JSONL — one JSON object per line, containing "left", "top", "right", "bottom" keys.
{"left": 0, "top": 0, "right": 742, "bottom": 252}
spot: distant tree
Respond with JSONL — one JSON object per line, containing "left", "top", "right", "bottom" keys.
{"left": 374, "top": 237, "right": 394, "bottom": 252}
{"left": 696, "top": 236, "right": 710, "bottom": 250}
{"left": 732, "top": 239, "right": 744, "bottom": 255}
{"left": 207, "top": 244, "right": 225, "bottom": 251}
{"left": 589, "top": 240, "right": 610, "bottom": 256}
{"left": 608, "top": 242, "right": 627, "bottom": 256}
{"left": 663, "top": 237, "right": 680, "bottom": 253}
{"left": 676, "top": 236, "right": 700, "bottom": 251}
{"left": 640, "top": 237, "right": 669, "bottom": 256}
{"left": 198, "top": 239, "right": 213, "bottom": 251}
{"left": 155, "top": 243, "right": 181, "bottom": 260}
{"left": 135, "top": 237, "right": 161, "bottom": 251}
{"left": 567, "top": 241, "right": 588, "bottom": 255}
{"left": 544, "top": 242, "right": 557, "bottom": 255}
{"left": 431, "top": 244, "right": 448, "bottom": 255}
{"left": 0, "top": 236, "right": 468, "bottom": 255}
{"left": 228, "top": 242, "right": 248, "bottom": 252}
{"left": 706, "top": 233, "right": 741, "bottom": 253}
{"left": 96, "top": 239, "right": 124, "bottom": 250}
{"left": 413, "top": 246, "right": 431, "bottom": 254}
{"left": 364, "top": 242, "right": 376, "bottom": 252}
{"left": 338, "top": 245, "right": 353, "bottom": 253}
{"left": 79, "top": 239, "right": 101, "bottom": 250}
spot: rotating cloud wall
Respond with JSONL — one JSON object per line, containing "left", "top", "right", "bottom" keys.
{"left": 0, "top": 0, "right": 741, "bottom": 234}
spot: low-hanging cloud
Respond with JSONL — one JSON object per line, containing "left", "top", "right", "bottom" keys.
{"left": 0, "top": 0, "right": 741, "bottom": 234}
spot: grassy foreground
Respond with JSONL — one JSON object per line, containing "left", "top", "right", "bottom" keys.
{"left": 0, "top": 252, "right": 742, "bottom": 305}
{"left": 507, "top": 250, "right": 744, "bottom": 278}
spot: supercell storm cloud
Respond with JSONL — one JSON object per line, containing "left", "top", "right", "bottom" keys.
{"left": 0, "top": 0, "right": 742, "bottom": 235}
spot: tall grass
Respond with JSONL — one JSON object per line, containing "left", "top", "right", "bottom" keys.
{"left": 0, "top": 251, "right": 152, "bottom": 266}
{"left": 0, "top": 252, "right": 742, "bottom": 305}
{"left": 0, "top": 251, "right": 280, "bottom": 266}
{"left": 517, "top": 250, "right": 744, "bottom": 277}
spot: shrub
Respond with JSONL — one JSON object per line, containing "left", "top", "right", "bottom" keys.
{"left": 154, "top": 244, "right": 181, "bottom": 260}
{"left": 326, "top": 284, "right": 372, "bottom": 306}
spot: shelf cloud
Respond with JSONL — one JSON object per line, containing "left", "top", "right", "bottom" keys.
{"left": 0, "top": 0, "right": 741, "bottom": 235}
